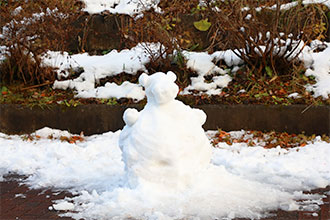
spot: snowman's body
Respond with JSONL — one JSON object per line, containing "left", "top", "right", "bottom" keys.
{"left": 119, "top": 72, "right": 212, "bottom": 190}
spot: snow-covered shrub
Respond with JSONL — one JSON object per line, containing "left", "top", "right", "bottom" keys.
{"left": 0, "top": 0, "right": 83, "bottom": 85}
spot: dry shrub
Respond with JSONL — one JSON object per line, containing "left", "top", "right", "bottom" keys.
{"left": 123, "top": 0, "right": 199, "bottom": 48}
{"left": 122, "top": 0, "right": 199, "bottom": 57}
{"left": 0, "top": 0, "right": 83, "bottom": 85}
{"left": 204, "top": 0, "right": 328, "bottom": 76}
{"left": 120, "top": 0, "right": 200, "bottom": 88}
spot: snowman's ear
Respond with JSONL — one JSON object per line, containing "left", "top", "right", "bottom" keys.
{"left": 167, "top": 71, "right": 177, "bottom": 82}
{"left": 139, "top": 73, "right": 149, "bottom": 87}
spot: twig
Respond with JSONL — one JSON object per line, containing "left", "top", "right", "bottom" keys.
{"left": 301, "top": 102, "right": 314, "bottom": 114}
{"left": 20, "top": 81, "right": 54, "bottom": 91}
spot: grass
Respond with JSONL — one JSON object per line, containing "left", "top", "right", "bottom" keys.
{"left": 0, "top": 83, "right": 135, "bottom": 108}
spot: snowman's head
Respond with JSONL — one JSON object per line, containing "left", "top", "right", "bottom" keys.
{"left": 139, "top": 72, "right": 179, "bottom": 105}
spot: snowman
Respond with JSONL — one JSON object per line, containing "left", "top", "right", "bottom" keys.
{"left": 119, "top": 71, "right": 212, "bottom": 190}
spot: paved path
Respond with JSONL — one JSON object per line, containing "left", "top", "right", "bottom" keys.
{"left": 1, "top": 174, "right": 73, "bottom": 220}
{"left": 0, "top": 174, "right": 329, "bottom": 220}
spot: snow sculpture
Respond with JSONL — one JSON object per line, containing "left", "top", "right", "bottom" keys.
{"left": 119, "top": 71, "right": 212, "bottom": 190}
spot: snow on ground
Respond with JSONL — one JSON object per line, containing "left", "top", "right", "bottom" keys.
{"left": 42, "top": 45, "right": 240, "bottom": 99}
{"left": 268, "top": 0, "right": 330, "bottom": 10}
{"left": 211, "top": 130, "right": 330, "bottom": 192}
{"left": 299, "top": 0, "right": 330, "bottom": 8}
{"left": 80, "top": 0, "right": 330, "bottom": 15}
{"left": 0, "top": 46, "right": 7, "bottom": 62}
{"left": 248, "top": 0, "right": 330, "bottom": 12}
{"left": 43, "top": 43, "right": 163, "bottom": 101}
{"left": 0, "top": 127, "right": 329, "bottom": 219}
{"left": 41, "top": 39, "right": 330, "bottom": 100}
{"left": 181, "top": 50, "right": 241, "bottom": 95}
{"left": 80, "top": 0, "right": 161, "bottom": 15}
{"left": 301, "top": 41, "right": 330, "bottom": 99}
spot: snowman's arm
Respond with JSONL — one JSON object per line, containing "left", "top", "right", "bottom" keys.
{"left": 193, "top": 108, "right": 207, "bottom": 125}
{"left": 123, "top": 108, "right": 140, "bottom": 126}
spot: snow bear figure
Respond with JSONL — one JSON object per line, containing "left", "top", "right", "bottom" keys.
{"left": 119, "top": 71, "right": 212, "bottom": 190}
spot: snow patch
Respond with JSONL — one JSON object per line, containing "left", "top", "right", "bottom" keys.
{"left": 288, "top": 92, "right": 301, "bottom": 99}
{"left": 34, "top": 127, "right": 73, "bottom": 139}
{"left": 40, "top": 37, "right": 330, "bottom": 99}
{"left": 182, "top": 51, "right": 238, "bottom": 95}
{"left": 53, "top": 201, "right": 75, "bottom": 211}
{"left": 15, "top": 193, "right": 26, "bottom": 199}
{"left": 76, "top": 81, "right": 145, "bottom": 101}
{"left": 43, "top": 43, "right": 161, "bottom": 101}
{"left": 81, "top": 0, "right": 161, "bottom": 15}
{"left": 301, "top": 41, "right": 330, "bottom": 98}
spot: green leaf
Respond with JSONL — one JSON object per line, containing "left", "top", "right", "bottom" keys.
{"left": 1, "top": 86, "right": 8, "bottom": 92}
{"left": 265, "top": 66, "right": 273, "bottom": 77}
{"left": 189, "top": 43, "right": 200, "bottom": 51}
{"left": 302, "top": 75, "right": 309, "bottom": 81}
{"left": 64, "top": 100, "right": 70, "bottom": 107}
{"left": 107, "top": 98, "right": 118, "bottom": 105}
{"left": 193, "top": 19, "right": 211, "bottom": 32}
{"left": 254, "top": 93, "right": 268, "bottom": 98}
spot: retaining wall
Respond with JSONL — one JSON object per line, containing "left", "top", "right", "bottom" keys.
{"left": 1, "top": 104, "right": 329, "bottom": 135}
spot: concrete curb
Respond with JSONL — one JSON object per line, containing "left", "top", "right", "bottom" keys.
{"left": 1, "top": 104, "right": 329, "bottom": 135}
